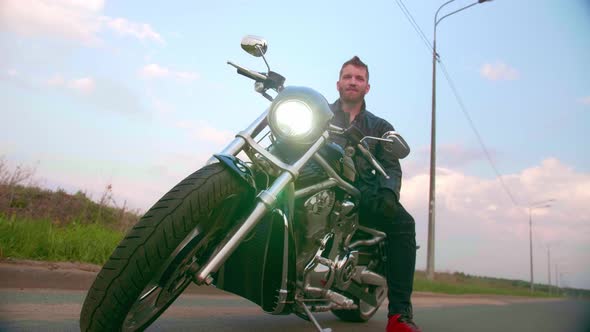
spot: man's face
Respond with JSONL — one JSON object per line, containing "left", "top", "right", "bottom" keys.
{"left": 337, "top": 64, "right": 370, "bottom": 103}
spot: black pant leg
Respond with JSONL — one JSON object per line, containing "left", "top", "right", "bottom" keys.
{"left": 381, "top": 202, "right": 416, "bottom": 316}
{"left": 358, "top": 191, "right": 417, "bottom": 316}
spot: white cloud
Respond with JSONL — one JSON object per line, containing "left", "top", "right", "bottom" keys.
{"left": 59, "top": 0, "right": 104, "bottom": 11}
{"left": 152, "top": 98, "right": 175, "bottom": 114}
{"left": 0, "top": 0, "right": 163, "bottom": 45}
{"left": 402, "top": 158, "right": 590, "bottom": 288}
{"left": 44, "top": 74, "right": 142, "bottom": 114}
{"left": 415, "top": 144, "right": 492, "bottom": 169}
{"left": 197, "top": 125, "right": 234, "bottom": 144}
{"left": 0, "top": 67, "right": 35, "bottom": 88}
{"left": 100, "top": 17, "right": 163, "bottom": 44}
{"left": 578, "top": 96, "right": 590, "bottom": 106}
{"left": 46, "top": 74, "right": 66, "bottom": 87}
{"left": 480, "top": 62, "right": 520, "bottom": 81}
{"left": 175, "top": 120, "right": 234, "bottom": 145}
{"left": 140, "top": 64, "right": 169, "bottom": 78}
{"left": 140, "top": 64, "right": 199, "bottom": 81}
{"left": 46, "top": 74, "right": 94, "bottom": 94}
{"left": 81, "top": 78, "right": 143, "bottom": 114}
{"left": 0, "top": 0, "right": 103, "bottom": 44}
{"left": 174, "top": 71, "right": 199, "bottom": 81}
{"left": 68, "top": 77, "right": 95, "bottom": 94}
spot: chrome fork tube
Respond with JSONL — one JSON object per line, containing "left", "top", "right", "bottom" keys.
{"left": 195, "top": 132, "right": 329, "bottom": 285}
{"left": 206, "top": 109, "right": 269, "bottom": 165}
{"left": 195, "top": 172, "right": 292, "bottom": 284}
{"left": 194, "top": 201, "right": 273, "bottom": 285}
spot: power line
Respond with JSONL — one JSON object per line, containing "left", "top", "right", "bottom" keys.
{"left": 393, "top": 0, "right": 520, "bottom": 207}
{"left": 438, "top": 61, "right": 520, "bottom": 206}
{"left": 394, "top": 0, "right": 433, "bottom": 53}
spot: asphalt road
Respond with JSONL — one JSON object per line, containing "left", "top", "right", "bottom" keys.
{"left": 0, "top": 288, "right": 589, "bottom": 332}
{"left": 0, "top": 261, "right": 589, "bottom": 332}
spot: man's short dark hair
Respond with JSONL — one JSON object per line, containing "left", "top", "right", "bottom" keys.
{"left": 339, "top": 56, "right": 369, "bottom": 81}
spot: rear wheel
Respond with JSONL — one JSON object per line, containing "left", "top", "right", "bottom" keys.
{"left": 80, "top": 163, "right": 251, "bottom": 331}
{"left": 331, "top": 283, "right": 387, "bottom": 322}
{"left": 332, "top": 245, "right": 387, "bottom": 322}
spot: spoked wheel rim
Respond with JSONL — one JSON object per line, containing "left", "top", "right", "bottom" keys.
{"left": 122, "top": 193, "right": 246, "bottom": 331}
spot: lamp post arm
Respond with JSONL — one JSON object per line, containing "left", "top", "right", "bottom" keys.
{"left": 435, "top": 0, "right": 457, "bottom": 27}
{"left": 529, "top": 199, "right": 555, "bottom": 209}
{"left": 436, "top": 2, "right": 479, "bottom": 27}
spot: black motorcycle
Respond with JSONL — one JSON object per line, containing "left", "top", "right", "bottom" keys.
{"left": 80, "top": 35, "right": 410, "bottom": 332}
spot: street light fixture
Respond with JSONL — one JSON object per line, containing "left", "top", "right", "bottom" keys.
{"left": 528, "top": 199, "right": 554, "bottom": 292}
{"left": 426, "top": 0, "right": 493, "bottom": 281}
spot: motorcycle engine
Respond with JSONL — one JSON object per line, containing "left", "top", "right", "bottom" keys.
{"left": 294, "top": 190, "right": 335, "bottom": 276}
{"left": 304, "top": 190, "right": 335, "bottom": 217}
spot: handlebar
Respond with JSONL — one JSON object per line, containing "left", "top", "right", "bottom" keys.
{"left": 227, "top": 61, "right": 285, "bottom": 101}
{"left": 330, "top": 125, "right": 390, "bottom": 180}
{"left": 356, "top": 144, "right": 390, "bottom": 179}
{"left": 227, "top": 61, "right": 267, "bottom": 81}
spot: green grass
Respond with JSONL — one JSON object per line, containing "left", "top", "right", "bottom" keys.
{"left": 413, "top": 271, "right": 558, "bottom": 297}
{"left": 0, "top": 215, "right": 573, "bottom": 298}
{"left": 0, "top": 216, "right": 123, "bottom": 265}
{"left": 414, "top": 277, "right": 545, "bottom": 297}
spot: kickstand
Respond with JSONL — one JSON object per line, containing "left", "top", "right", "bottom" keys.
{"left": 295, "top": 300, "right": 332, "bottom": 332}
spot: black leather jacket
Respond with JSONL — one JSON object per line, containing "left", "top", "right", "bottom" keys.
{"left": 330, "top": 99, "right": 403, "bottom": 200}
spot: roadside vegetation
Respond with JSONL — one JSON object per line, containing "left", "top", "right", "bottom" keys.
{"left": 0, "top": 216, "right": 123, "bottom": 264}
{"left": 0, "top": 157, "right": 140, "bottom": 232}
{"left": 0, "top": 156, "right": 139, "bottom": 264}
{"left": 413, "top": 271, "right": 565, "bottom": 298}
{"left": 1, "top": 157, "right": 587, "bottom": 298}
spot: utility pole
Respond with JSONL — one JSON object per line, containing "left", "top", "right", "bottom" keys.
{"left": 547, "top": 246, "right": 551, "bottom": 295}
{"left": 527, "top": 200, "right": 554, "bottom": 292}
{"left": 426, "top": 0, "right": 493, "bottom": 281}
{"left": 529, "top": 209, "right": 534, "bottom": 292}
{"left": 555, "top": 263, "right": 559, "bottom": 295}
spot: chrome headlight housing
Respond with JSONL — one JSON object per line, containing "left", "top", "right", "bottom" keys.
{"left": 268, "top": 87, "right": 333, "bottom": 145}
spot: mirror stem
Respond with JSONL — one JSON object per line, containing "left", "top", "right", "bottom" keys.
{"left": 257, "top": 45, "right": 271, "bottom": 72}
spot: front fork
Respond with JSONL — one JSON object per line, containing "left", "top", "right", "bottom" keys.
{"left": 194, "top": 172, "right": 291, "bottom": 284}
{"left": 194, "top": 111, "right": 329, "bottom": 285}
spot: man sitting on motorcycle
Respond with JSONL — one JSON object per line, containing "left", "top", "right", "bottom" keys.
{"left": 330, "top": 56, "right": 421, "bottom": 332}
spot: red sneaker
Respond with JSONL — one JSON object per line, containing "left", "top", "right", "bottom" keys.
{"left": 386, "top": 313, "right": 422, "bottom": 332}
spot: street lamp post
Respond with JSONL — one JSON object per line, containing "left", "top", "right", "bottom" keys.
{"left": 555, "top": 263, "right": 559, "bottom": 294}
{"left": 547, "top": 245, "right": 551, "bottom": 295}
{"left": 528, "top": 200, "right": 554, "bottom": 292}
{"left": 426, "top": 0, "right": 493, "bottom": 281}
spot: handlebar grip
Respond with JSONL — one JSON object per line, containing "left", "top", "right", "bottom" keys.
{"left": 238, "top": 68, "right": 258, "bottom": 80}
{"left": 236, "top": 68, "right": 264, "bottom": 81}
{"left": 228, "top": 61, "right": 268, "bottom": 82}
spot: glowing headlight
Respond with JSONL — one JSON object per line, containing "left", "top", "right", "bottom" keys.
{"left": 274, "top": 100, "right": 313, "bottom": 137}
{"left": 268, "top": 86, "right": 334, "bottom": 145}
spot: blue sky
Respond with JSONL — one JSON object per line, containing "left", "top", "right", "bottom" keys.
{"left": 1, "top": 0, "right": 589, "bottom": 289}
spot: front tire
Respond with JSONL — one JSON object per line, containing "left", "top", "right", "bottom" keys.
{"left": 80, "top": 163, "right": 251, "bottom": 331}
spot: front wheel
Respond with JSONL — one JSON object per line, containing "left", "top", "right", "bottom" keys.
{"left": 80, "top": 163, "right": 251, "bottom": 331}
